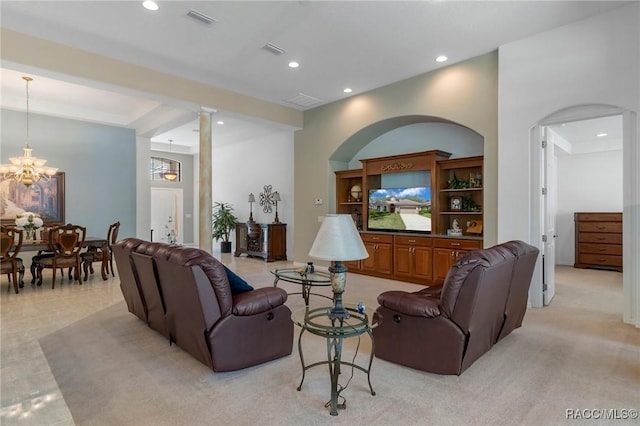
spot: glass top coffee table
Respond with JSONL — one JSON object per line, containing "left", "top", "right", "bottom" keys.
{"left": 271, "top": 267, "right": 332, "bottom": 305}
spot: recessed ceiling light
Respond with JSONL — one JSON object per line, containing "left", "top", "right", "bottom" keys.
{"left": 288, "top": 61, "right": 299, "bottom": 68}
{"left": 596, "top": 133, "right": 608, "bottom": 137}
{"left": 343, "top": 88, "right": 353, "bottom": 93}
{"left": 142, "top": 1, "right": 159, "bottom": 11}
{"left": 436, "top": 55, "right": 448, "bottom": 63}
{"left": 217, "top": 121, "right": 224, "bottom": 125}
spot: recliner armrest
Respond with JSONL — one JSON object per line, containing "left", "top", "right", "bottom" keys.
{"left": 377, "top": 290, "right": 441, "bottom": 318}
{"left": 416, "top": 284, "right": 443, "bottom": 298}
{"left": 232, "top": 287, "right": 288, "bottom": 316}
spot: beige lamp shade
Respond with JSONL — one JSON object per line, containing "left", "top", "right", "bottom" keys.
{"left": 309, "top": 214, "right": 368, "bottom": 261}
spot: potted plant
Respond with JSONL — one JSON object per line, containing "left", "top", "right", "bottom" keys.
{"left": 212, "top": 202, "right": 238, "bottom": 253}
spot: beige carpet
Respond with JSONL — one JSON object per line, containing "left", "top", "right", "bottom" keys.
{"left": 39, "top": 268, "right": 639, "bottom": 425}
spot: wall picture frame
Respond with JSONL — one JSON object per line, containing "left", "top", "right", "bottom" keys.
{"left": 0, "top": 172, "right": 66, "bottom": 225}
{"left": 449, "top": 195, "right": 463, "bottom": 211}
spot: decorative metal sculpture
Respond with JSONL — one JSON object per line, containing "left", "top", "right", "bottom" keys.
{"left": 259, "top": 185, "right": 275, "bottom": 213}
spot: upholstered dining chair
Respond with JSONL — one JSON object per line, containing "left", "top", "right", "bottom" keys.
{"left": 80, "top": 221, "right": 120, "bottom": 281}
{"left": 30, "top": 225, "right": 56, "bottom": 284}
{"left": 1, "top": 226, "right": 24, "bottom": 294}
{"left": 36, "top": 224, "right": 86, "bottom": 289}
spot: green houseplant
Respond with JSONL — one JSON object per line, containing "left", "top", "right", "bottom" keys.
{"left": 212, "top": 202, "right": 238, "bottom": 253}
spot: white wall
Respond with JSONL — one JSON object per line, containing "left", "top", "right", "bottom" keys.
{"left": 212, "top": 128, "right": 294, "bottom": 257}
{"left": 556, "top": 150, "right": 623, "bottom": 265}
{"left": 498, "top": 3, "right": 639, "bottom": 325}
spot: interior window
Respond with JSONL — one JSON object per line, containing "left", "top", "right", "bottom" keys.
{"left": 150, "top": 157, "right": 181, "bottom": 182}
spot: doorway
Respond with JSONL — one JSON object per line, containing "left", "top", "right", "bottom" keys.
{"left": 150, "top": 187, "right": 183, "bottom": 244}
{"left": 530, "top": 104, "right": 627, "bottom": 310}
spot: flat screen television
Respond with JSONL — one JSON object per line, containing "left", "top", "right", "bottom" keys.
{"left": 368, "top": 187, "right": 432, "bottom": 233}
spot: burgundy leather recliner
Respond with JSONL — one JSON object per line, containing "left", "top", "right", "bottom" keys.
{"left": 113, "top": 238, "right": 293, "bottom": 372}
{"left": 372, "top": 240, "right": 538, "bottom": 375}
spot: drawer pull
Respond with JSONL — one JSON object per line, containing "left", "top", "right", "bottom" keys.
{"left": 450, "top": 242, "right": 461, "bottom": 246}
{"left": 408, "top": 239, "right": 416, "bottom": 243}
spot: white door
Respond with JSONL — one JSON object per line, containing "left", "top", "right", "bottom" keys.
{"left": 150, "top": 188, "right": 183, "bottom": 244}
{"left": 542, "top": 127, "right": 557, "bottom": 305}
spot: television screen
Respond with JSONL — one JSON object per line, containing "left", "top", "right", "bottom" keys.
{"left": 368, "top": 187, "right": 432, "bottom": 233}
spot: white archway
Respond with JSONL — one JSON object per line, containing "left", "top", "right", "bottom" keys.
{"left": 530, "top": 104, "right": 639, "bottom": 327}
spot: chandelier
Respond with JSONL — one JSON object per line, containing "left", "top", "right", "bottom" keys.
{"left": 163, "top": 139, "right": 179, "bottom": 181}
{"left": 0, "top": 76, "right": 58, "bottom": 187}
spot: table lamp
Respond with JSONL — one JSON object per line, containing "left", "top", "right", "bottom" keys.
{"left": 273, "top": 191, "right": 281, "bottom": 223}
{"left": 248, "top": 193, "right": 255, "bottom": 222}
{"left": 309, "top": 214, "right": 368, "bottom": 320}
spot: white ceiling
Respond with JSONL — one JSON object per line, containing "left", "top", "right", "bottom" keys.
{"left": 0, "top": 1, "right": 629, "bottom": 152}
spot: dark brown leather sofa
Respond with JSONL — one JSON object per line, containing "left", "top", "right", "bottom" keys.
{"left": 112, "top": 238, "right": 293, "bottom": 372}
{"left": 372, "top": 240, "right": 538, "bottom": 375}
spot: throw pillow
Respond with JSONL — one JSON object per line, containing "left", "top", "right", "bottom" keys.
{"left": 224, "top": 266, "right": 254, "bottom": 294}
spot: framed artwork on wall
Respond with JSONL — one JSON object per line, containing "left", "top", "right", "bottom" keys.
{"left": 0, "top": 172, "right": 66, "bottom": 225}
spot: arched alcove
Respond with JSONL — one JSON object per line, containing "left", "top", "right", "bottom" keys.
{"left": 330, "top": 115, "right": 483, "bottom": 165}
{"left": 327, "top": 115, "right": 484, "bottom": 216}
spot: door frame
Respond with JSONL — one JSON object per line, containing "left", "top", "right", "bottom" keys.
{"left": 150, "top": 187, "right": 184, "bottom": 244}
{"left": 529, "top": 104, "right": 639, "bottom": 328}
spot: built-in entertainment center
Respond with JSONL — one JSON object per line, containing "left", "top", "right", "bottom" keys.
{"left": 335, "top": 150, "right": 483, "bottom": 285}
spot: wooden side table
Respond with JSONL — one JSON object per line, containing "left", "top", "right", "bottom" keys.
{"left": 234, "top": 222, "right": 286, "bottom": 262}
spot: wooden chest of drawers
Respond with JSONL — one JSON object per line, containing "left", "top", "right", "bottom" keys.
{"left": 574, "top": 212, "right": 622, "bottom": 272}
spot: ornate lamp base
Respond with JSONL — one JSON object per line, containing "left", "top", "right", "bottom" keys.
{"left": 327, "top": 261, "right": 350, "bottom": 320}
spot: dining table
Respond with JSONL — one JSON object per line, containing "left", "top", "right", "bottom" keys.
{"left": 15, "top": 237, "right": 110, "bottom": 284}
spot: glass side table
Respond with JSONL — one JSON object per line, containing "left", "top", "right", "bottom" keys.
{"left": 271, "top": 267, "right": 332, "bottom": 305}
{"left": 291, "top": 305, "right": 380, "bottom": 416}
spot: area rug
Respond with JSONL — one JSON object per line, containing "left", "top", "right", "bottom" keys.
{"left": 39, "top": 301, "right": 415, "bottom": 426}
{"left": 38, "top": 272, "right": 639, "bottom": 425}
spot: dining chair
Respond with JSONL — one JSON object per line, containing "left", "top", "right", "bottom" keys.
{"left": 1, "top": 226, "right": 24, "bottom": 294}
{"left": 80, "top": 221, "right": 120, "bottom": 281}
{"left": 30, "top": 225, "right": 56, "bottom": 284}
{"left": 36, "top": 224, "right": 86, "bottom": 289}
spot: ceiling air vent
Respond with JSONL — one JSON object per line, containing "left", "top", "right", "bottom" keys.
{"left": 283, "top": 93, "right": 323, "bottom": 109}
{"left": 262, "top": 43, "right": 286, "bottom": 56}
{"left": 186, "top": 9, "right": 216, "bottom": 25}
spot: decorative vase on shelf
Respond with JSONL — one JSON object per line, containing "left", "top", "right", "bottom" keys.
{"left": 25, "top": 228, "right": 35, "bottom": 240}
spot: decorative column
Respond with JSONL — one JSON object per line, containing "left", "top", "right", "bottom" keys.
{"left": 199, "top": 110, "right": 213, "bottom": 252}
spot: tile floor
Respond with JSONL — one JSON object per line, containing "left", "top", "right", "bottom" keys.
{"left": 0, "top": 250, "right": 290, "bottom": 425}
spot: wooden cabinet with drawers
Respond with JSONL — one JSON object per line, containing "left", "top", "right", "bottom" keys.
{"left": 433, "top": 238, "right": 483, "bottom": 283}
{"left": 394, "top": 235, "right": 433, "bottom": 283}
{"left": 574, "top": 212, "right": 622, "bottom": 272}
{"left": 361, "top": 233, "right": 394, "bottom": 277}
{"left": 234, "top": 222, "right": 287, "bottom": 262}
